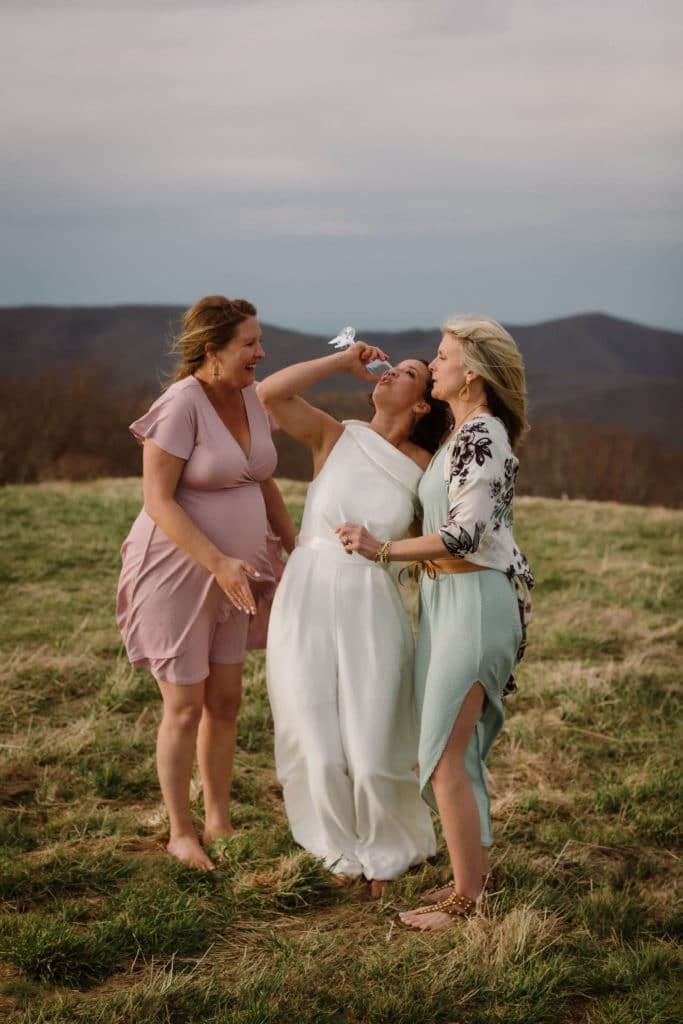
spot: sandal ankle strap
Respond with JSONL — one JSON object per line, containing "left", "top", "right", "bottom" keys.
{"left": 414, "top": 889, "right": 476, "bottom": 918}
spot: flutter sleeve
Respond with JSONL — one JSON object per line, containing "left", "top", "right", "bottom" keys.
{"left": 129, "top": 385, "right": 196, "bottom": 461}
{"left": 439, "top": 420, "right": 505, "bottom": 558}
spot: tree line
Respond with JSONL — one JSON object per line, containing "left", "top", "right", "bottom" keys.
{"left": 1, "top": 367, "right": 681, "bottom": 507}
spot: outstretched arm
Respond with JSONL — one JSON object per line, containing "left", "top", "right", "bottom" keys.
{"left": 338, "top": 422, "right": 502, "bottom": 562}
{"left": 256, "top": 343, "right": 390, "bottom": 455}
{"left": 336, "top": 524, "right": 450, "bottom": 562}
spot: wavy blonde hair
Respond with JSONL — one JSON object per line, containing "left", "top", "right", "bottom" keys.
{"left": 442, "top": 315, "right": 529, "bottom": 449}
{"left": 169, "top": 295, "right": 257, "bottom": 383}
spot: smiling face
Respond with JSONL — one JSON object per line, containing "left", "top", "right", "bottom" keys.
{"left": 372, "top": 359, "right": 431, "bottom": 414}
{"left": 428, "top": 333, "right": 470, "bottom": 402}
{"left": 210, "top": 316, "right": 265, "bottom": 388}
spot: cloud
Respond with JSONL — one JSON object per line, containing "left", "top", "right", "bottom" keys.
{"left": 0, "top": 0, "right": 681, "bottom": 327}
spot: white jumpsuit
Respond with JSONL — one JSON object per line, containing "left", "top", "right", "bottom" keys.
{"left": 266, "top": 421, "right": 436, "bottom": 880}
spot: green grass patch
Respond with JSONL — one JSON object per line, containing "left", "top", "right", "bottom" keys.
{"left": 0, "top": 484, "right": 681, "bottom": 1022}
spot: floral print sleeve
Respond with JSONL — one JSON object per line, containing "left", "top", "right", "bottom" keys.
{"left": 437, "top": 416, "right": 534, "bottom": 591}
{"left": 439, "top": 420, "right": 504, "bottom": 557}
{"left": 434, "top": 416, "right": 534, "bottom": 689}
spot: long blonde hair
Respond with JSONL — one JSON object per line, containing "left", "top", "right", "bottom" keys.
{"left": 170, "top": 295, "right": 257, "bottom": 383}
{"left": 442, "top": 315, "right": 529, "bottom": 449}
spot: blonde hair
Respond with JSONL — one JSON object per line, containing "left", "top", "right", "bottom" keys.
{"left": 170, "top": 295, "right": 257, "bottom": 383}
{"left": 442, "top": 315, "right": 529, "bottom": 449}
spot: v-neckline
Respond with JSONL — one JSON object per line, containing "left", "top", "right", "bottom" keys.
{"left": 426, "top": 412, "right": 502, "bottom": 476}
{"left": 192, "top": 377, "right": 253, "bottom": 460}
{"left": 438, "top": 412, "right": 499, "bottom": 458}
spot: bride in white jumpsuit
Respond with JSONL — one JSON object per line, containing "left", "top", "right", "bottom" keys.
{"left": 258, "top": 342, "right": 449, "bottom": 891}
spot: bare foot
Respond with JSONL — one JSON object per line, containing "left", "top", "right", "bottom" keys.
{"left": 330, "top": 874, "right": 357, "bottom": 888}
{"left": 398, "top": 907, "right": 459, "bottom": 931}
{"left": 370, "top": 879, "right": 392, "bottom": 899}
{"left": 167, "top": 835, "right": 216, "bottom": 872}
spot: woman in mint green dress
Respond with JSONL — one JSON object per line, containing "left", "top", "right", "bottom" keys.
{"left": 337, "top": 315, "right": 533, "bottom": 930}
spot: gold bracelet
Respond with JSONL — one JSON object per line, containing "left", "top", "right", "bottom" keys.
{"left": 373, "top": 540, "right": 392, "bottom": 565}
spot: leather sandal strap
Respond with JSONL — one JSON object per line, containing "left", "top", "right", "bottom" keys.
{"left": 425, "top": 874, "right": 495, "bottom": 899}
{"left": 424, "top": 879, "right": 455, "bottom": 898}
{"left": 412, "top": 890, "right": 476, "bottom": 917}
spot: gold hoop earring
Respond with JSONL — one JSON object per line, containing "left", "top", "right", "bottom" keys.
{"left": 212, "top": 362, "right": 221, "bottom": 380}
{"left": 459, "top": 380, "right": 471, "bottom": 402}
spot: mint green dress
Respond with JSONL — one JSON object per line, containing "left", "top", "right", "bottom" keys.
{"left": 414, "top": 414, "right": 533, "bottom": 846}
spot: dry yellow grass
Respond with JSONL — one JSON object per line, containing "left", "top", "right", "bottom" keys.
{"left": 0, "top": 480, "right": 681, "bottom": 1023}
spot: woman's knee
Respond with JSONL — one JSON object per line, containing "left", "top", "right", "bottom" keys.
{"left": 432, "top": 684, "right": 486, "bottom": 779}
{"left": 203, "top": 690, "right": 242, "bottom": 725}
{"left": 203, "top": 664, "right": 243, "bottom": 723}
{"left": 431, "top": 755, "right": 469, "bottom": 793}
{"left": 162, "top": 697, "right": 204, "bottom": 732}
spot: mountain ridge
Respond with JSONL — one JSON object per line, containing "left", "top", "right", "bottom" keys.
{"left": 1, "top": 306, "right": 681, "bottom": 445}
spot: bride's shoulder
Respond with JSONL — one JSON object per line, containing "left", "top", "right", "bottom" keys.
{"left": 399, "top": 440, "right": 432, "bottom": 471}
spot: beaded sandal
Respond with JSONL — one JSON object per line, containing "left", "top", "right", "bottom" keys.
{"left": 397, "top": 888, "right": 476, "bottom": 931}
{"left": 421, "top": 873, "right": 497, "bottom": 906}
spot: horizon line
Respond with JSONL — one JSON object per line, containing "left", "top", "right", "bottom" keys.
{"left": 0, "top": 304, "right": 681, "bottom": 337}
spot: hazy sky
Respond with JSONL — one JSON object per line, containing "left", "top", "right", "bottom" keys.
{"left": 1, "top": 0, "right": 681, "bottom": 331}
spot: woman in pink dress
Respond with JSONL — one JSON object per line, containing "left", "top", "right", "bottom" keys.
{"left": 117, "top": 295, "right": 296, "bottom": 871}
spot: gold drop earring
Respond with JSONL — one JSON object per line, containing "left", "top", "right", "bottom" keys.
{"left": 458, "top": 378, "right": 471, "bottom": 402}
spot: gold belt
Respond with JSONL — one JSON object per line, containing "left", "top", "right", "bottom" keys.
{"left": 398, "top": 557, "right": 490, "bottom": 585}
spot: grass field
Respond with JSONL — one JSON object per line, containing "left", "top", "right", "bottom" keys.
{"left": 0, "top": 479, "right": 681, "bottom": 1024}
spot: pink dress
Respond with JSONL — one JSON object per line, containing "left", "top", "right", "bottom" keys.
{"left": 116, "top": 377, "right": 278, "bottom": 684}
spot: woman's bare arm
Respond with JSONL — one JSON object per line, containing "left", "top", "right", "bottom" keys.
{"left": 335, "top": 524, "right": 450, "bottom": 562}
{"left": 260, "top": 478, "right": 298, "bottom": 553}
{"left": 256, "top": 344, "right": 389, "bottom": 455}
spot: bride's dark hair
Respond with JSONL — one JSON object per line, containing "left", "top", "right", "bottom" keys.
{"left": 410, "top": 360, "right": 452, "bottom": 454}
